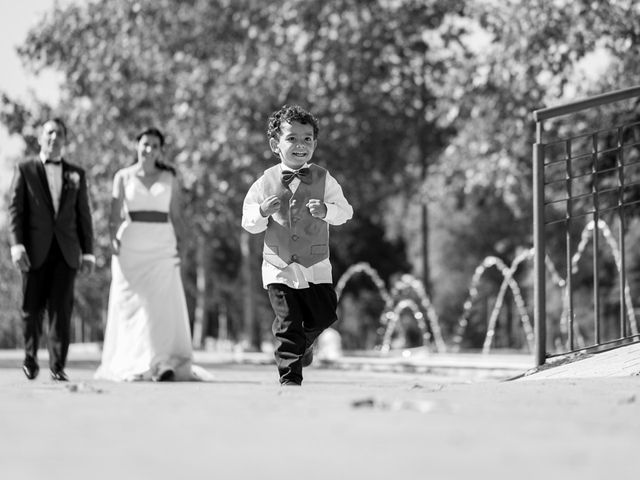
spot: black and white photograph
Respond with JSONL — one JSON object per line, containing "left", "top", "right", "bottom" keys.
{"left": 1, "top": 1, "right": 639, "bottom": 479}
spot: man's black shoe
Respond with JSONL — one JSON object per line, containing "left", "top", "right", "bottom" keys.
{"left": 22, "top": 363, "right": 39, "bottom": 380}
{"left": 50, "top": 370, "right": 69, "bottom": 382}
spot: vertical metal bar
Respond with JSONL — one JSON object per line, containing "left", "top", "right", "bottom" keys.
{"left": 617, "top": 126, "right": 627, "bottom": 338}
{"left": 533, "top": 88, "right": 640, "bottom": 356}
{"left": 533, "top": 121, "right": 547, "bottom": 366}
{"left": 565, "top": 140, "right": 574, "bottom": 350}
{"left": 592, "top": 133, "right": 601, "bottom": 345}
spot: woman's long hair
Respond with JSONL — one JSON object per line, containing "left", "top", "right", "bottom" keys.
{"left": 134, "top": 127, "right": 176, "bottom": 175}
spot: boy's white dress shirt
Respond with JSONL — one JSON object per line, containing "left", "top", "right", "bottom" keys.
{"left": 242, "top": 163, "right": 353, "bottom": 289}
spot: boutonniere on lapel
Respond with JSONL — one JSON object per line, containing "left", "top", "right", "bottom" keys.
{"left": 64, "top": 171, "right": 81, "bottom": 189}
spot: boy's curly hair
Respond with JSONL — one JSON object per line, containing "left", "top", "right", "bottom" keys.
{"left": 267, "top": 105, "right": 319, "bottom": 141}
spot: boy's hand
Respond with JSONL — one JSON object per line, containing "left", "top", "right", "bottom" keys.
{"left": 260, "top": 195, "right": 281, "bottom": 217}
{"left": 306, "top": 199, "right": 327, "bottom": 219}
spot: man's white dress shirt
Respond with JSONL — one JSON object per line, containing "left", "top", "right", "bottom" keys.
{"left": 11, "top": 154, "right": 95, "bottom": 266}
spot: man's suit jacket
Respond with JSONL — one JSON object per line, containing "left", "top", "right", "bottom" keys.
{"left": 8, "top": 158, "right": 94, "bottom": 270}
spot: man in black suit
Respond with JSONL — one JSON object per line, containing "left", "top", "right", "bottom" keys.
{"left": 8, "top": 118, "right": 95, "bottom": 381}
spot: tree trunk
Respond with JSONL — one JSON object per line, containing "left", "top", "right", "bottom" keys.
{"left": 240, "top": 230, "right": 255, "bottom": 348}
{"left": 191, "top": 234, "right": 208, "bottom": 349}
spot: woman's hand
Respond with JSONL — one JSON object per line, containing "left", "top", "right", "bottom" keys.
{"left": 111, "top": 237, "right": 121, "bottom": 255}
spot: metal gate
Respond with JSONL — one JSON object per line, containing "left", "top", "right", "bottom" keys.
{"left": 533, "top": 86, "right": 640, "bottom": 366}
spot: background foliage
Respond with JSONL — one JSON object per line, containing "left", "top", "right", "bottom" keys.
{"left": 1, "top": 0, "right": 639, "bottom": 351}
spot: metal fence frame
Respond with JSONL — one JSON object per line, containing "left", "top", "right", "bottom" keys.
{"left": 533, "top": 85, "right": 640, "bottom": 366}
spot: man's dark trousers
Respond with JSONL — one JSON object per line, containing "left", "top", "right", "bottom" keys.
{"left": 22, "top": 239, "right": 76, "bottom": 373}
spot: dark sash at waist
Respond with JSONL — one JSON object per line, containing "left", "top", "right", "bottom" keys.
{"left": 129, "top": 211, "right": 169, "bottom": 223}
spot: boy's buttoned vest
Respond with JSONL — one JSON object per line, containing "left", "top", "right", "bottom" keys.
{"left": 261, "top": 164, "right": 329, "bottom": 268}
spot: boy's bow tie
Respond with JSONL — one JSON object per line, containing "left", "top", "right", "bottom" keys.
{"left": 281, "top": 167, "right": 311, "bottom": 186}
{"left": 45, "top": 159, "right": 61, "bottom": 165}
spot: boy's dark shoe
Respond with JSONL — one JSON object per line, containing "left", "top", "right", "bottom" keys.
{"left": 301, "top": 345, "right": 313, "bottom": 367}
{"left": 281, "top": 380, "right": 301, "bottom": 386}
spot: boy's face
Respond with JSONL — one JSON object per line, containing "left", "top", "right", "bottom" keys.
{"left": 269, "top": 120, "right": 316, "bottom": 170}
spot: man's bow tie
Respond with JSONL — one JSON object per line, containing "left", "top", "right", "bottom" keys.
{"left": 45, "top": 159, "right": 62, "bottom": 165}
{"left": 281, "top": 167, "right": 311, "bottom": 186}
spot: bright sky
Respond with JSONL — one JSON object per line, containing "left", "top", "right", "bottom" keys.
{"left": 0, "top": 0, "right": 75, "bottom": 216}
{"left": 0, "top": 0, "right": 71, "bottom": 103}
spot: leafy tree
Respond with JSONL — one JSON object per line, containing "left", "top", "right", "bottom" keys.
{"left": 2, "top": 0, "right": 464, "bottom": 348}
{"left": 3, "top": 0, "right": 638, "bottom": 351}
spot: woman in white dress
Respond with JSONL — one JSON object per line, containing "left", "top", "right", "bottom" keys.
{"left": 95, "top": 128, "right": 196, "bottom": 381}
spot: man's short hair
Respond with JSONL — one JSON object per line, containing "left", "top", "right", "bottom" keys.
{"left": 48, "top": 117, "right": 68, "bottom": 140}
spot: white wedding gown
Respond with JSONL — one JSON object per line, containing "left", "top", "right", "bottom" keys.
{"left": 95, "top": 168, "right": 207, "bottom": 381}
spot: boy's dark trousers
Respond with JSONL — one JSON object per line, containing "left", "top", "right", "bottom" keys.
{"left": 267, "top": 282, "right": 338, "bottom": 385}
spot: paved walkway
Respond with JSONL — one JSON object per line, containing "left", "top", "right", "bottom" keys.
{"left": 0, "top": 343, "right": 535, "bottom": 380}
{"left": 2, "top": 344, "right": 640, "bottom": 479}
{"left": 4, "top": 340, "right": 640, "bottom": 381}
{"left": 519, "top": 341, "right": 640, "bottom": 380}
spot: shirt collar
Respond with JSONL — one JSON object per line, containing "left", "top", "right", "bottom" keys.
{"left": 40, "top": 152, "right": 63, "bottom": 165}
{"left": 280, "top": 162, "right": 309, "bottom": 173}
